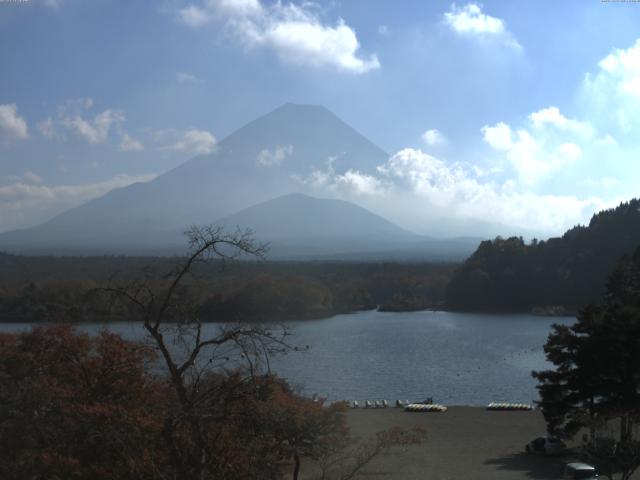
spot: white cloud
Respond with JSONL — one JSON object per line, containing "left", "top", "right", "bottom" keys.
{"left": 377, "top": 148, "right": 468, "bottom": 203}
{"left": 557, "top": 142, "right": 582, "bottom": 161}
{"left": 0, "top": 174, "right": 155, "bottom": 204}
{"left": 292, "top": 39, "right": 640, "bottom": 235}
{"left": 300, "top": 147, "right": 609, "bottom": 234}
{"left": 0, "top": 173, "right": 157, "bottom": 233}
{"left": 119, "top": 132, "right": 144, "bottom": 152}
{"left": 59, "top": 100, "right": 125, "bottom": 144}
{"left": 163, "top": 129, "right": 216, "bottom": 154}
{"left": 482, "top": 125, "right": 578, "bottom": 184}
{"left": 421, "top": 129, "right": 447, "bottom": 146}
{"left": 300, "top": 156, "right": 385, "bottom": 196}
{"left": 582, "top": 38, "right": 640, "bottom": 137}
{"left": 597, "top": 38, "right": 640, "bottom": 99}
{"left": 178, "top": 0, "right": 263, "bottom": 23}
{"left": 529, "top": 106, "right": 593, "bottom": 138}
{"left": 443, "top": 3, "right": 521, "bottom": 49}
{"left": 378, "top": 149, "right": 607, "bottom": 232}
{"left": 479, "top": 36, "right": 640, "bottom": 197}
{"left": 444, "top": 3, "right": 503, "bottom": 34}
{"left": 257, "top": 144, "right": 293, "bottom": 166}
{"left": 42, "top": 0, "right": 62, "bottom": 8}
{"left": 176, "top": 72, "right": 203, "bottom": 83}
{"left": 482, "top": 106, "right": 592, "bottom": 184}
{"left": 481, "top": 122, "right": 513, "bottom": 150}
{"left": 334, "top": 169, "right": 384, "bottom": 195}
{"left": 216, "top": 0, "right": 263, "bottom": 16}
{"left": 178, "top": 4, "right": 212, "bottom": 27}
{"left": 0, "top": 104, "right": 28, "bottom": 142}
{"left": 177, "top": 0, "right": 379, "bottom": 74}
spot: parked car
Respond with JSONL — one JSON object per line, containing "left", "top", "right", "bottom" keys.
{"left": 563, "top": 462, "right": 598, "bottom": 479}
{"left": 525, "top": 436, "right": 567, "bottom": 455}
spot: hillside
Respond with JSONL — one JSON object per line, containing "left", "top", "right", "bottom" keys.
{"left": 216, "top": 193, "right": 418, "bottom": 256}
{"left": 445, "top": 199, "right": 640, "bottom": 313}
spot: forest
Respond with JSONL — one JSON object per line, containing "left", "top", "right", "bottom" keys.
{"left": 0, "top": 253, "right": 456, "bottom": 323}
{"left": 446, "top": 199, "right": 640, "bottom": 313}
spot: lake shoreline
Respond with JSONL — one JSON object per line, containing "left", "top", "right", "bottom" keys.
{"left": 0, "top": 305, "right": 577, "bottom": 324}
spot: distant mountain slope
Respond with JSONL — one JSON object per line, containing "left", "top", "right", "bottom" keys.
{"left": 445, "top": 199, "right": 640, "bottom": 312}
{"left": 218, "top": 192, "right": 412, "bottom": 241}
{"left": 0, "top": 103, "right": 390, "bottom": 254}
{"left": 216, "top": 194, "right": 482, "bottom": 260}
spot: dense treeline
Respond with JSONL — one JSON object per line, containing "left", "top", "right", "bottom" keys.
{"left": 446, "top": 199, "right": 640, "bottom": 313}
{"left": 0, "top": 256, "right": 456, "bottom": 322}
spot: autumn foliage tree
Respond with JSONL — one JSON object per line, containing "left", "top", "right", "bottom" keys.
{"left": 0, "top": 325, "right": 166, "bottom": 480}
{"left": 259, "top": 378, "right": 350, "bottom": 480}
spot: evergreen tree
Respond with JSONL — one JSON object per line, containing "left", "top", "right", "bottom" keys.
{"left": 533, "top": 246, "right": 640, "bottom": 479}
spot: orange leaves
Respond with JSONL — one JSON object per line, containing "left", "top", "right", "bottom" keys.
{"left": 0, "top": 325, "right": 166, "bottom": 480}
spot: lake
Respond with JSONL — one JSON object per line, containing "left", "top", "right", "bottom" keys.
{"left": 0, "top": 310, "right": 574, "bottom": 406}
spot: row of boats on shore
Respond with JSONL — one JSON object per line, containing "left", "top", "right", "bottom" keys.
{"left": 350, "top": 399, "right": 534, "bottom": 412}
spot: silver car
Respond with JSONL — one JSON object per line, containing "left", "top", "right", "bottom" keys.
{"left": 525, "top": 436, "right": 567, "bottom": 455}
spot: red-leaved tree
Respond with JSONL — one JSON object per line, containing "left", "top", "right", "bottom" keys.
{"left": 0, "top": 325, "right": 167, "bottom": 479}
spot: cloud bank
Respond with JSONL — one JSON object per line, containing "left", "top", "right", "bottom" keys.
{"left": 0, "top": 173, "right": 157, "bottom": 233}
{"left": 177, "top": 0, "right": 380, "bottom": 73}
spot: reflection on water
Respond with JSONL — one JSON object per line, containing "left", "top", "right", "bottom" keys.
{"left": 0, "top": 310, "right": 574, "bottom": 406}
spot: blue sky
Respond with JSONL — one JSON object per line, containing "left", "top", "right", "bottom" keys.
{"left": 1, "top": 0, "right": 639, "bottom": 235}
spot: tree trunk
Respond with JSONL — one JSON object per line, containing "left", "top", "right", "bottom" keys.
{"left": 589, "top": 395, "right": 596, "bottom": 441}
{"left": 621, "top": 415, "right": 631, "bottom": 443}
{"left": 293, "top": 453, "right": 300, "bottom": 480}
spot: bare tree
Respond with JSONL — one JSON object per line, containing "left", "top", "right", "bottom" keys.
{"left": 103, "top": 225, "right": 294, "bottom": 480}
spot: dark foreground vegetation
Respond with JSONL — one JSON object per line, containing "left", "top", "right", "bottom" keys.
{"left": 0, "top": 325, "right": 426, "bottom": 480}
{"left": 0, "top": 252, "right": 455, "bottom": 323}
{"left": 447, "top": 199, "right": 640, "bottom": 313}
{"left": 0, "top": 226, "right": 426, "bottom": 480}
{"left": 534, "top": 246, "right": 640, "bottom": 480}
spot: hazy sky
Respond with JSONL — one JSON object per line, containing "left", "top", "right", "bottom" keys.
{"left": 1, "top": 0, "right": 639, "bottom": 235}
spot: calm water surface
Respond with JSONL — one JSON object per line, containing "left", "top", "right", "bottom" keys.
{"left": 0, "top": 310, "right": 574, "bottom": 406}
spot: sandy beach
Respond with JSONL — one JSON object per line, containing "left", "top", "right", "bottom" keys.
{"left": 300, "top": 407, "right": 639, "bottom": 480}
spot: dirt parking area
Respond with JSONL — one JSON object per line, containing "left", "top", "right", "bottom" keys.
{"left": 309, "top": 407, "right": 637, "bottom": 480}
